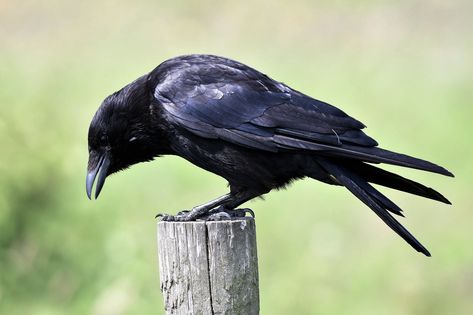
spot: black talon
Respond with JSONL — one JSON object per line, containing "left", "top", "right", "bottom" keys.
{"left": 161, "top": 215, "right": 171, "bottom": 221}
{"left": 176, "top": 210, "right": 190, "bottom": 216}
{"left": 155, "top": 213, "right": 177, "bottom": 221}
{"left": 156, "top": 207, "right": 254, "bottom": 222}
{"left": 155, "top": 209, "right": 192, "bottom": 221}
{"left": 204, "top": 207, "right": 255, "bottom": 221}
{"left": 241, "top": 208, "right": 255, "bottom": 218}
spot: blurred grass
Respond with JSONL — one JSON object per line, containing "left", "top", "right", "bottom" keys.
{"left": 0, "top": 0, "right": 472, "bottom": 314}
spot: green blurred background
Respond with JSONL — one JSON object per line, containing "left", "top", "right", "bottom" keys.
{"left": 1, "top": 0, "right": 472, "bottom": 314}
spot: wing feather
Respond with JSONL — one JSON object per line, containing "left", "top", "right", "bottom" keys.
{"left": 156, "top": 60, "right": 370, "bottom": 147}
{"left": 154, "top": 56, "right": 452, "bottom": 176}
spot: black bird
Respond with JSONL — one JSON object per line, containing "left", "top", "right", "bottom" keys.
{"left": 86, "top": 54, "right": 453, "bottom": 256}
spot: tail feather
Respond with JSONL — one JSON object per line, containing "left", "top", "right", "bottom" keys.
{"left": 327, "top": 145, "right": 454, "bottom": 177}
{"left": 348, "top": 172, "right": 404, "bottom": 217}
{"left": 274, "top": 134, "right": 453, "bottom": 177}
{"left": 348, "top": 162, "right": 451, "bottom": 204}
{"left": 318, "top": 159, "right": 431, "bottom": 256}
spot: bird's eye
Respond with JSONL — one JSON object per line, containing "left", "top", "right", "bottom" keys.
{"left": 99, "top": 135, "right": 108, "bottom": 145}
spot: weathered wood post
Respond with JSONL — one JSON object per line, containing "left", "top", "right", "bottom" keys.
{"left": 157, "top": 217, "right": 259, "bottom": 315}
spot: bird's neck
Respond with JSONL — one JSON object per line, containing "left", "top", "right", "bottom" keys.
{"left": 146, "top": 102, "right": 175, "bottom": 157}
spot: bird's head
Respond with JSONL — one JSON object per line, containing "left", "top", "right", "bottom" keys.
{"left": 86, "top": 75, "right": 158, "bottom": 199}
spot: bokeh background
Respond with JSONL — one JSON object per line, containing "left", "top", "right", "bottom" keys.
{"left": 1, "top": 0, "right": 472, "bottom": 314}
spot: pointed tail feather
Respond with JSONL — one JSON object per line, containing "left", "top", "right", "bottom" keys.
{"left": 346, "top": 146, "right": 454, "bottom": 177}
{"left": 323, "top": 144, "right": 454, "bottom": 177}
{"left": 274, "top": 135, "right": 453, "bottom": 177}
{"left": 345, "top": 161, "right": 451, "bottom": 204}
{"left": 318, "top": 158, "right": 431, "bottom": 256}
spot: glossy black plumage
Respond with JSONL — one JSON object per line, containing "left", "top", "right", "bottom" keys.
{"left": 87, "top": 54, "right": 453, "bottom": 256}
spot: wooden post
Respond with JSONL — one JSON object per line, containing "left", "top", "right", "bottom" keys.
{"left": 157, "top": 217, "right": 259, "bottom": 315}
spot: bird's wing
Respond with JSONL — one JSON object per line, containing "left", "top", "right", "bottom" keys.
{"left": 154, "top": 61, "right": 451, "bottom": 176}
{"left": 154, "top": 63, "right": 375, "bottom": 149}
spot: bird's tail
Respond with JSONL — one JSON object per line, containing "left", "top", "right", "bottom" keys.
{"left": 317, "top": 158, "right": 433, "bottom": 256}
{"left": 326, "top": 145, "right": 454, "bottom": 177}
{"left": 342, "top": 161, "right": 451, "bottom": 204}
{"left": 274, "top": 134, "right": 454, "bottom": 177}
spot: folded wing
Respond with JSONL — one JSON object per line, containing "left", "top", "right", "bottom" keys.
{"left": 154, "top": 60, "right": 452, "bottom": 177}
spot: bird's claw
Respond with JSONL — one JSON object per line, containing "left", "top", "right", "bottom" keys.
{"left": 155, "top": 210, "right": 191, "bottom": 221}
{"left": 155, "top": 207, "right": 254, "bottom": 222}
{"left": 240, "top": 208, "right": 255, "bottom": 218}
{"left": 206, "top": 207, "right": 255, "bottom": 221}
{"left": 156, "top": 213, "right": 190, "bottom": 221}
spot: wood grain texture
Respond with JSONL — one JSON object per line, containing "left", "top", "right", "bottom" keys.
{"left": 157, "top": 218, "right": 259, "bottom": 315}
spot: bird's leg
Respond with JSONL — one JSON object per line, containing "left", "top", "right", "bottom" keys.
{"left": 204, "top": 190, "right": 263, "bottom": 220}
{"left": 186, "top": 193, "right": 233, "bottom": 220}
{"left": 157, "top": 189, "right": 265, "bottom": 221}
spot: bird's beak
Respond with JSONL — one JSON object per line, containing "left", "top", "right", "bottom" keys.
{"left": 86, "top": 152, "right": 111, "bottom": 199}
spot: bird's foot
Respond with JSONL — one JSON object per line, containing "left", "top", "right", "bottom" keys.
{"left": 155, "top": 207, "right": 254, "bottom": 222}
{"left": 205, "top": 206, "right": 255, "bottom": 221}
{"left": 155, "top": 210, "right": 191, "bottom": 221}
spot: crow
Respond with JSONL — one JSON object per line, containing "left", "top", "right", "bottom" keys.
{"left": 86, "top": 54, "right": 453, "bottom": 256}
